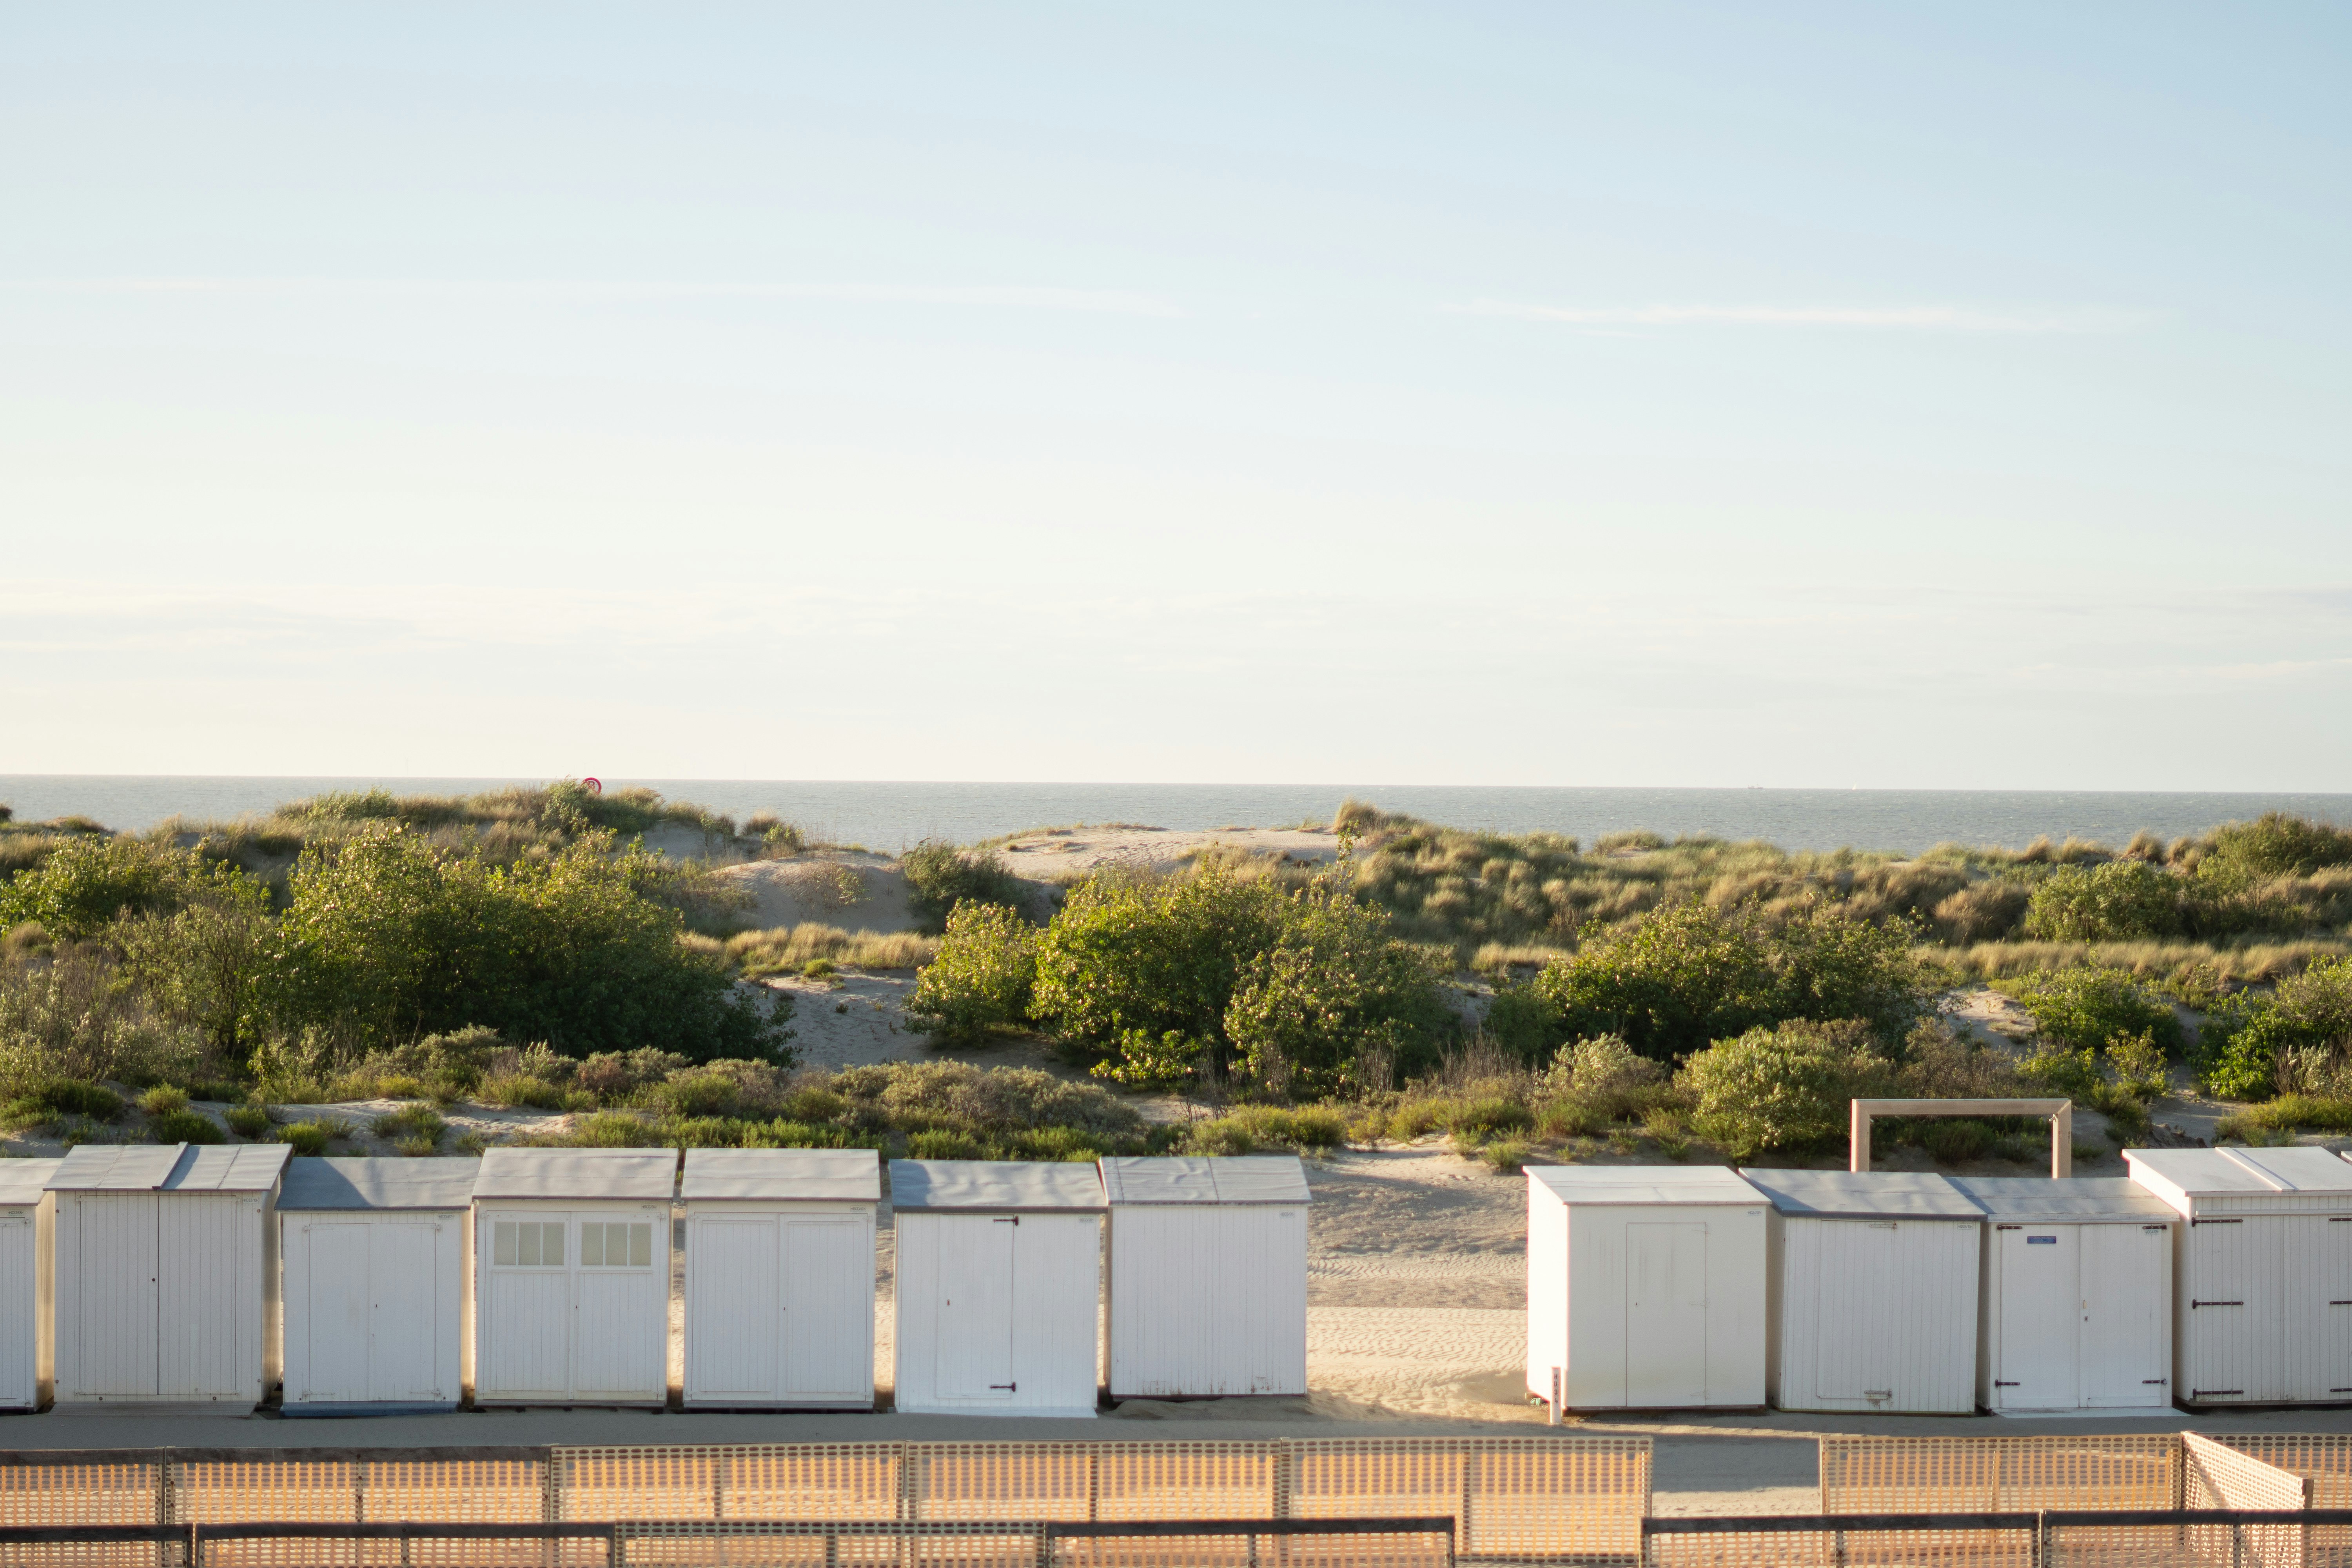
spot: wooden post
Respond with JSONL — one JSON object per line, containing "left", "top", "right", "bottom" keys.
{"left": 1847, "top": 1098, "right": 2076, "bottom": 1178}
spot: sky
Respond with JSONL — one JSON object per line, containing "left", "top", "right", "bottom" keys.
{"left": 3, "top": 4, "right": 2348, "bottom": 789}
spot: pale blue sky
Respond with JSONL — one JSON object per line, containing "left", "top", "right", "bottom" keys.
{"left": 4, "top": 5, "right": 2347, "bottom": 787}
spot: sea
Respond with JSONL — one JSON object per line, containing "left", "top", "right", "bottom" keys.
{"left": 2, "top": 777, "right": 2347, "bottom": 855}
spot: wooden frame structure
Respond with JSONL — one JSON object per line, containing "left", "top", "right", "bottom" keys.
{"left": 1848, "top": 1098, "right": 2074, "bottom": 1178}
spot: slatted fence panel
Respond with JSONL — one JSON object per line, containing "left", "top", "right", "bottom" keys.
{"left": 1819, "top": 1438, "right": 2181, "bottom": 1514}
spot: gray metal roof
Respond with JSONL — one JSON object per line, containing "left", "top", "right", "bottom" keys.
{"left": 45, "top": 1142, "right": 290, "bottom": 1194}
{"left": 0, "top": 1159, "right": 60, "bottom": 1204}
{"left": 2126, "top": 1148, "right": 2296, "bottom": 1195}
{"left": 889, "top": 1160, "right": 1105, "bottom": 1213}
{"left": 2220, "top": 1146, "right": 2352, "bottom": 1193}
{"left": 472, "top": 1147, "right": 678, "bottom": 1201}
{"left": 1529, "top": 1164, "right": 1762, "bottom": 1206}
{"left": 682, "top": 1148, "right": 881, "bottom": 1203}
{"left": 1098, "top": 1156, "right": 1311, "bottom": 1205}
{"left": 1950, "top": 1176, "right": 2178, "bottom": 1223}
{"left": 278, "top": 1157, "right": 479, "bottom": 1211}
{"left": 1737, "top": 1168, "right": 1982, "bottom": 1220}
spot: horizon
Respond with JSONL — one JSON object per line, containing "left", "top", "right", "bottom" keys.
{"left": 5, "top": 7, "right": 2348, "bottom": 789}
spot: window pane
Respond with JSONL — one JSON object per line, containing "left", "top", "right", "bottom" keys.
{"left": 494, "top": 1221, "right": 516, "bottom": 1267}
{"left": 581, "top": 1223, "right": 604, "bottom": 1268}
{"left": 543, "top": 1222, "right": 564, "bottom": 1266}
{"left": 517, "top": 1223, "right": 540, "bottom": 1267}
{"left": 630, "top": 1222, "right": 652, "bottom": 1268}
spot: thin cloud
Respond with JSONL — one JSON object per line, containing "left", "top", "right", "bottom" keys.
{"left": 0, "top": 276, "right": 1181, "bottom": 317}
{"left": 1448, "top": 301, "right": 2145, "bottom": 333}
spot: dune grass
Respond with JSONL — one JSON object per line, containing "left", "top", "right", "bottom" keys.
{"left": 726, "top": 923, "right": 939, "bottom": 975}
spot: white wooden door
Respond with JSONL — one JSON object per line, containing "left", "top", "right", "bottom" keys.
{"left": 368, "top": 1221, "right": 445, "bottom": 1401}
{"left": 158, "top": 1196, "right": 248, "bottom": 1399}
{"left": 689, "top": 1216, "right": 780, "bottom": 1402}
{"left": 73, "top": 1194, "right": 158, "bottom": 1398}
{"left": 1625, "top": 1222, "right": 1708, "bottom": 1406}
{"left": 300, "top": 1222, "right": 373, "bottom": 1403}
{"left": 2183, "top": 1218, "right": 2281, "bottom": 1402}
{"left": 783, "top": 1218, "right": 870, "bottom": 1401}
{"left": 936, "top": 1217, "right": 1017, "bottom": 1400}
{"left": 2284, "top": 1216, "right": 2352, "bottom": 1401}
{"left": 482, "top": 1213, "right": 571, "bottom": 1396}
{"left": 1813, "top": 1223, "right": 1896, "bottom": 1402}
{"left": 0, "top": 1218, "right": 33, "bottom": 1407}
{"left": 573, "top": 1216, "right": 663, "bottom": 1399}
{"left": 2083, "top": 1222, "right": 2170, "bottom": 1406}
{"left": 1994, "top": 1227, "right": 2078, "bottom": 1409}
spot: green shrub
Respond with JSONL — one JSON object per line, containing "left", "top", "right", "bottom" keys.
{"left": 0, "top": 836, "right": 188, "bottom": 940}
{"left": 225, "top": 1104, "right": 272, "bottom": 1139}
{"left": 902, "top": 842, "right": 1033, "bottom": 933}
{"left": 266, "top": 822, "right": 791, "bottom": 1063}
{"left": 394, "top": 1134, "right": 438, "bottom": 1157}
{"left": 1448, "top": 1097, "right": 1534, "bottom": 1139}
{"left": 1385, "top": 1099, "right": 1452, "bottom": 1142}
{"left": 1221, "top": 889, "right": 1451, "bottom": 1097}
{"left": 23, "top": 1080, "right": 125, "bottom": 1121}
{"left": 2200, "top": 813, "right": 2352, "bottom": 883}
{"left": 1679, "top": 1019, "right": 1893, "bottom": 1162}
{"left": 1922, "top": 1120, "right": 1994, "bottom": 1163}
{"left": 1478, "top": 1139, "right": 1532, "bottom": 1173}
{"left": 1997, "top": 966, "right": 2184, "bottom": 1057}
{"left": 801, "top": 959, "right": 837, "bottom": 979}
{"left": 2018, "top": 1045, "right": 2102, "bottom": 1100}
{"left": 830, "top": 1060, "right": 1142, "bottom": 1140}
{"left": 276, "top": 1121, "right": 334, "bottom": 1156}
{"left": 907, "top": 1129, "right": 981, "bottom": 1160}
{"left": 372, "top": 1104, "right": 445, "bottom": 1147}
{"left": 138, "top": 1085, "right": 189, "bottom": 1118}
{"left": 1180, "top": 1103, "right": 1350, "bottom": 1155}
{"left": 2024, "top": 862, "right": 2185, "bottom": 942}
{"left": 1535, "top": 1100, "right": 1606, "bottom": 1139}
{"left": 1483, "top": 984, "right": 1565, "bottom": 1063}
{"left": 998, "top": 1125, "right": 1108, "bottom": 1162}
{"left": 1533, "top": 902, "right": 1930, "bottom": 1063}
{"left": 148, "top": 1107, "right": 225, "bottom": 1144}
{"left": 2215, "top": 1094, "right": 2352, "bottom": 1140}
{"left": 908, "top": 902, "right": 1039, "bottom": 1045}
{"left": 2197, "top": 954, "right": 2352, "bottom": 1099}
{"left": 1541, "top": 1033, "right": 1673, "bottom": 1122}
{"left": 476, "top": 1073, "right": 572, "bottom": 1110}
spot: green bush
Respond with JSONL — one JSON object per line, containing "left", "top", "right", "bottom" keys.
{"left": 267, "top": 822, "right": 791, "bottom": 1063}
{"left": 0, "top": 836, "right": 189, "bottom": 940}
{"left": 1533, "top": 902, "right": 1930, "bottom": 1063}
{"left": 1997, "top": 966, "right": 2185, "bottom": 1056}
{"left": 1678, "top": 1019, "right": 1893, "bottom": 1161}
{"left": 276, "top": 1121, "right": 334, "bottom": 1156}
{"left": 2024, "top": 861, "right": 2185, "bottom": 942}
{"left": 907, "top": 1129, "right": 981, "bottom": 1160}
{"left": 1221, "top": 889, "right": 1451, "bottom": 1098}
{"left": 2200, "top": 813, "right": 2352, "bottom": 882}
{"left": 476, "top": 1072, "right": 573, "bottom": 1110}
{"left": 902, "top": 842, "right": 1033, "bottom": 933}
{"left": 372, "top": 1104, "right": 445, "bottom": 1147}
{"left": 1180, "top": 1104, "right": 1349, "bottom": 1155}
{"left": 138, "top": 1085, "right": 189, "bottom": 1117}
{"left": 907, "top": 902, "right": 1039, "bottom": 1045}
{"left": 148, "top": 1107, "right": 225, "bottom": 1145}
{"left": 2197, "top": 955, "right": 2352, "bottom": 1100}
{"left": 1448, "top": 1097, "right": 1534, "bottom": 1139}
{"left": 24, "top": 1080, "right": 126, "bottom": 1121}
{"left": 225, "top": 1104, "right": 273, "bottom": 1138}
{"left": 1483, "top": 984, "right": 1565, "bottom": 1062}
{"left": 830, "top": 1060, "right": 1142, "bottom": 1140}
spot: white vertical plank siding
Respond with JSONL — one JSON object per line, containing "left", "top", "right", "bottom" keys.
{"left": 895, "top": 1209, "right": 1103, "bottom": 1416}
{"left": 480, "top": 1262, "right": 572, "bottom": 1396}
{"left": 1530, "top": 1168, "right": 1767, "bottom": 1412}
{"left": 2080, "top": 1222, "right": 2172, "bottom": 1407}
{"left": 1107, "top": 1206, "right": 1307, "bottom": 1397}
{"left": 278, "top": 1163, "right": 469, "bottom": 1412}
{"left": 367, "top": 1220, "right": 448, "bottom": 1400}
{"left": 475, "top": 1205, "right": 671, "bottom": 1405}
{"left": 290, "top": 1221, "right": 372, "bottom": 1402}
{"left": 687, "top": 1216, "right": 779, "bottom": 1401}
{"left": 679, "top": 1151, "right": 879, "bottom": 1410}
{"left": 781, "top": 1218, "right": 873, "bottom": 1403}
{"left": 62, "top": 1193, "right": 159, "bottom": 1399}
{"left": 1752, "top": 1170, "right": 1981, "bottom": 1416}
{"left": 0, "top": 1216, "right": 32, "bottom": 1408}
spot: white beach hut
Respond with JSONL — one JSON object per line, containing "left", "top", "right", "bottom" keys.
{"left": 278, "top": 1158, "right": 476, "bottom": 1414}
{"left": 890, "top": 1160, "right": 1103, "bottom": 1417}
{"left": 0, "top": 1159, "right": 58, "bottom": 1410}
{"left": 680, "top": 1147, "right": 879, "bottom": 1410}
{"left": 1740, "top": 1168, "right": 1982, "bottom": 1414}
{"left": 1525, "top": 1164, "right": 1767, "bottom": 1412}
{"left": 47, "top": 1142, "right": 292, "bottom": 1407}
{"left": 2127, "top": 1145, "right": 2352, "bottom": 1406}
{"left": 472, "top": 1147, "right": 676, "bottom": 1406}
{"left": 1950, "top": 1176, "right": 2176, "bottom": 1413}
{"left": 1100, "top": 1155, "right": 1308, "bottom": 1399}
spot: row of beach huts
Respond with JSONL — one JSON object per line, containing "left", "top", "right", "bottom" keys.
{"left": 1532, "top": 1145, "right": 2352, "bottom": 1415}
{"left": 0, "top": 1143, "right": 1308, "bottom": 1415}
{"left": 3, "top": 1139, "right": 2346, "bottom": 1418}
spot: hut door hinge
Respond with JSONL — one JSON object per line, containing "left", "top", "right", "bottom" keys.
{"left": 1994, "top": 1381, "right": 2019, "bottom": 1387}
{"left": 991, "top": 1383, "right": 1016, "bottom": 1391}
{"left": 2191, "top": 1300, "right": 2243, "bottom": 1308}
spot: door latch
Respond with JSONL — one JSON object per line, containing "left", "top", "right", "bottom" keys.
{"left": 990, "top": 1383, "right": 1017, "bottom": 1391}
